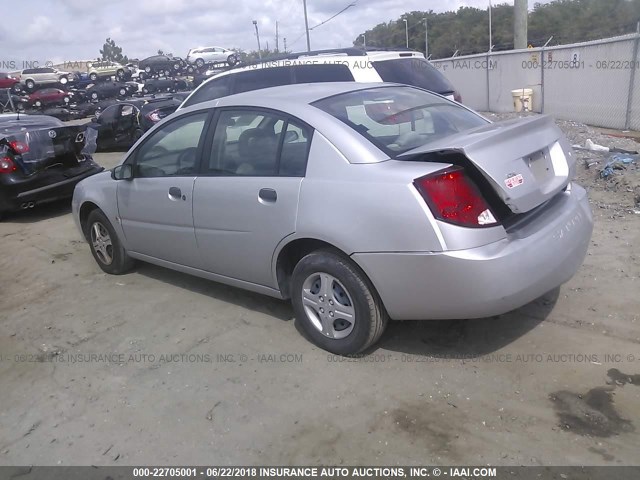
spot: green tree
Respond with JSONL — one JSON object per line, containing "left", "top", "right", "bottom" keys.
{"left": 100, "top": 38, "right": 129, "bottom": 63}
{"left": 353, "top": 0, "right": 640, "bottom": 59}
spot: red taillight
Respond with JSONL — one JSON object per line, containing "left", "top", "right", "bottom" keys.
{"left": 0, "top": 156, "right": 17, "bottom": 174}
{"left": 146, "top": 110, "right": 162, "bottom": 123}
{"left": 9, "top": 140, "right": 29, "bottom": 154}
{"left": 413, "top": 167, "right": 498, "bottom": 228}
{"left": 453, "top": 91, "right": 462, "bottom": 103}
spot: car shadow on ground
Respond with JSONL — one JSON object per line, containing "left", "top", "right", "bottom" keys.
{"left": 135, "top": 258, "right": 558, "bottom": 355}
{"left": 376, "top": 288, "right": 560, "bottom": 357}
{"left": 136, "top": 263, "right": 294, "bottom": 322}
{"left": 2, "top": 200, "right": 71, "bottom": 224}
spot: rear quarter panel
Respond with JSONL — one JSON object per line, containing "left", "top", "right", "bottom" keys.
{"left": 294, "top": 132, "right": 447, "bottom": 254}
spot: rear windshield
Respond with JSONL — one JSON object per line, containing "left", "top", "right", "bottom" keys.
{"left": 313, "top": 86, "right": 486, "bottom": 156}
{"left": 372, "top": 58, "right": 455, "bottom": 95}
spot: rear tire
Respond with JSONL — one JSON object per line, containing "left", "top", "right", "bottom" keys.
{"left": 86, "top": 209, "right": 135, "bottom": 275}
{"left": 25, "top": 80, "right": 35, "bottom": 91}
{"left": 290, "top": 250, "right": 388, "bottom": 355}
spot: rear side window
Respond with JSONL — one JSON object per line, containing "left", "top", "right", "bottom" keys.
{"left": 293, "top": 64, "right": 354, "bottom": 83}
{"left": 232, "top": 67, "right": 292, "bottom": 94}
{"left": 313, "top": 86, "right": 485, "bottom": 157}
{"left": 181, "top": 76, "right": 232, "bottom": 108}
{"left": 372, "top": 58, "right": 455, "bottom": 95}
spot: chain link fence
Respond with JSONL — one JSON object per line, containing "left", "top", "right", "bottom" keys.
{"left": 430, "top": 33, "right": 640, "bottom": 130}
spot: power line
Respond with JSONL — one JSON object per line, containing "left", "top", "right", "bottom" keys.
{"left": 289, "top": 0, "right": 359, "bottom": 49}
{"left": 309, "top": 1, "right": 357, "bottom": 31}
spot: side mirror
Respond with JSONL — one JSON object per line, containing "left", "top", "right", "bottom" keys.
{"left": 112, "top": 164, "right": 133, "bottom": 181}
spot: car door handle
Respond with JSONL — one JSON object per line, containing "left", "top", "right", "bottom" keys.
{"left": 259, "top": 188, "right": 277, "bottom": 203}
{"left": 168, "top": 186, "right": 186, "bottom": 201}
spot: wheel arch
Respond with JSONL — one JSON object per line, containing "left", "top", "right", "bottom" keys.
{"left": 274, "top": 236, "right": 362, "bottom": 300}
{"left": 78, "top": 201, "right": 102, "bottom": 241}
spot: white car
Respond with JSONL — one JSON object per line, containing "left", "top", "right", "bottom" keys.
{"left": 179, "top": 49, "right": 461, "bottom": 111}
{"left": 186, "top": 46, "right": 239, "bottom": 68}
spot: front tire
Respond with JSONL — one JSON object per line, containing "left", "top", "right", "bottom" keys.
{"left": 291, "top": 250, "right": 388, "bottom": 355}
{"left": 86, "top": 209, "right": 135, "bottom": 275}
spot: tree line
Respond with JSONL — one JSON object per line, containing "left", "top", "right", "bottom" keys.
{"left": 353, "top": 0, "right": 640, "bottom": 59}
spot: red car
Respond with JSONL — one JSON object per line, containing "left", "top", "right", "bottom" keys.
{"left": 27, "top": 88, "right": 73, "bottom": 108}
{"left": 0, "top": 73, "right": 21, "bottom": 93}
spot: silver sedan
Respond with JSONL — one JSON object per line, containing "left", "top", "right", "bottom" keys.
{"left": 72, "top": 83, "right": 593, "bottom": 354}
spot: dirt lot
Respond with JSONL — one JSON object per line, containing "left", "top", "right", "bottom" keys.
{"left": 0, "top": 114, "right": 639, "bottom": 466}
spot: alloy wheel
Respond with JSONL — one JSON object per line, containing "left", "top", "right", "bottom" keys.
{"left": 90, "top": 221, "right": 113, "bottom": 265}
{"left": 301, "top": 272, "right": 356, "bottom": 339}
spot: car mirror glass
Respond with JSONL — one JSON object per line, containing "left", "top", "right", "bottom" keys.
{"left": 112, "top": 164, "right": 133, "bottom": 181}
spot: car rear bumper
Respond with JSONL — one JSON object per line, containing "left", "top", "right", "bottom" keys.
{"left": 0, "top": 162, "right": 103, "bottom": 213}
{"left": 352, "top": 184, "right": 593, "bottom": 320}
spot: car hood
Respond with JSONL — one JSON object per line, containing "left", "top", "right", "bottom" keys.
{"left": 397, "top": 115, "right": 576, "bottom": 214}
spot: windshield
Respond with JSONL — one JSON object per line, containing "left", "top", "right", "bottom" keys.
{"left": 313, "top": 86, "right": 487, "bottom": 156}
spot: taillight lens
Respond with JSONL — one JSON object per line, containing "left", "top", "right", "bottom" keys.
{"left": 414, "top": 167, "right": 498, "bottom": 228}
{"left": 453, "top": 91, "right": 462, "bottom": 103}
{"left": 146, "top": 110, "right": 163, "bottom": 123}
{"left": 0, "top": 156, "right": 17, "bottom": 174}
{"left": 9, "top": 140, "right": 29, "bottom": 154}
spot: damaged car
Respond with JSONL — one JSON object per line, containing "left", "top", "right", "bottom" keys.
{"left": 72, "top": 83, "right": 593, "bottom": 354}
{"left": 1, "top": 114, "right": 102, "bottom": 219}
{"left": 90, "top": 93, "right": 191, "bottom": 149}
{"left": 26, "top": 88, "right": 74, "bottom": 109}
{"left": 138, "top": 55, "right": 184, "bottom": 76}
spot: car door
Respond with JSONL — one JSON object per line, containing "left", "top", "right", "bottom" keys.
{"left": 193, "top": 108, "right": 313, "bottom": 288}
{"left": 117, "top": 110, "right": 211, "bottom": 267}
{"left": 43, "top": 68, "right": 57, "bottom": 84}
{"left": 114, "top": 104, "right": 138, "bottom": 144}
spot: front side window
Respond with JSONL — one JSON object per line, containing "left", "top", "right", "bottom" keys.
{"left": 133, "top": 112, "right": 208, "bottom": 177}
{"left": 205, "top": 110, "right": 311, "bottom": 177}
{"left": 313, "top": 86, "right": 486, "bottom": 156}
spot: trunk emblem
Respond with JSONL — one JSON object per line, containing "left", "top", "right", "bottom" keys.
{"left": 505, "top": 173, "right": 524, "bottom": 189}
{"left": 48, "top": 130, "right": 57, "bottom": 139}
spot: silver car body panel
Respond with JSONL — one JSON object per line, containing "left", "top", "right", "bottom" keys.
{"left": 117, "top": 176, "right": 201, "bottom": 267}
{"left": 72, "top": 83, "right": 593, "bottom": 320}
{"left": 353, "top": 183, "right": 592, "bottom": 320}
{"left": 193, "top": 176, "right": 302, "bottom": 288}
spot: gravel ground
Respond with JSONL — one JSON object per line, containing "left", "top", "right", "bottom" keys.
{"left": 0, "top": 115, "right": 639, "bottom": 467}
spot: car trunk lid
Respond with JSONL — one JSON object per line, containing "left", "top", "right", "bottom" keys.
{"left": 397, "top": 115, "right": 576, "bottom": 214}
{"left": 1, "top": 125, "right": 96, "bottom": 175}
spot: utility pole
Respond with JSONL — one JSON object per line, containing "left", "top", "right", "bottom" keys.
{"left": 488, "top": 0, "right": 493, "bottom": 51}
{"left": 514, "top": 0, "right": 528, "bottom": 49}
{"left": 303, "top": 0, "right": 311, "bottom": 52}
{"left": 424, "top": 17, "right": 428, "bottom": 57}
{"left": 275, "top": 21, "right": 279, "bottom": 53}
{"left": 284, "top": 37, "right": 287, "bottom": 52}
{"left": 253, "top": 20, "right": 262, "bottom": 59}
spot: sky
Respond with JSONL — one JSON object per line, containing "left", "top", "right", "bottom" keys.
{"left": 0, "top": 0, "right": 536, "bottom": 67}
